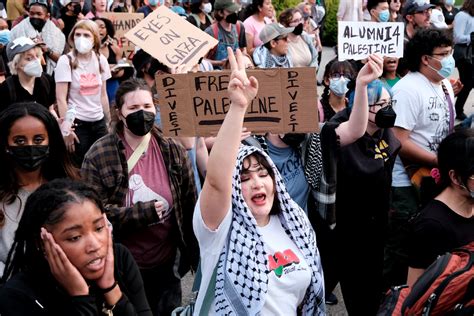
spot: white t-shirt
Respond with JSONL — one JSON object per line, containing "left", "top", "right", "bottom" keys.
{"left": 193, "top": 198, "right": 312, "bottom": 315}
{"left": 391, "top": 72, "right": 454, "bottom": 187}
{"left": 55, "top": 53, "right": 111, "bottom": 122}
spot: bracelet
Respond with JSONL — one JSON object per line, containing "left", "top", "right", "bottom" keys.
{"left": 99, "top": 280, "right": 118, "bottom": 294}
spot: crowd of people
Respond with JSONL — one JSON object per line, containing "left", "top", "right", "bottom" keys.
{"left": 0, "top": 0, "right": 471, "bottom": 314}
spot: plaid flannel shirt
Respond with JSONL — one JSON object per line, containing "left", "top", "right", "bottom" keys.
{"left": 81, "top": 126, "right": 199, "bottom": 275}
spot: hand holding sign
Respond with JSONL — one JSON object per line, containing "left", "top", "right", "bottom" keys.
{"left": 227, "top": 48, "right": 258, "bottom": 109}
{"left": 357, "top": 54, "right": 384, "bottom": 86}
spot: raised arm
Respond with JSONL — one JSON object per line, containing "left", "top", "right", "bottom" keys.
{"left": 199, "top": 48, "right": 258, "bottom": 230}
{"left": 336, "top": 54, "right": 383, "bottom": 146}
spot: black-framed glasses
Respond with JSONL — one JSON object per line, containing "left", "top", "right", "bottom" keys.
{"left": 431, "top": 50, "right": 453, "bottom": 58}
{"left": 369, "top": 99, "right": 396, "bottom": 108}
{"left": 414, "top": 9, "right": 432, "bottom": 16}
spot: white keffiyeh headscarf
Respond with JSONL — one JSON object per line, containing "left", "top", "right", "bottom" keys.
{"left": 214, "top": 145, "right": 326, "bottom": 315}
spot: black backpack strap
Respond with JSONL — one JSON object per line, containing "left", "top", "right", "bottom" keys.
{"left": 5, "top": 76, "right": 16, "bottom": 105}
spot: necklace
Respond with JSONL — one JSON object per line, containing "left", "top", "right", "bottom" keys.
{"left": 423, "top": 74, "right": 447, "bottom": 106}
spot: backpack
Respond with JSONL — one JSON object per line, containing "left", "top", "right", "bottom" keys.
{"left": 377, "top": 242, "right": 474, "bottom": 316}
{"left": 207, "top": 21, "right": 242, "bottom": 60}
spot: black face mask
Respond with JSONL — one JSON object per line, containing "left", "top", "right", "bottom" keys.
{"left": 293, "top": 23, "right": 303, "bottom": 36}
{"left": 371, "top": 106, "right": 397, "bottom": 128}
{"left": 225, "top": 13, "right": 238, "bottom": 24}
{"left": 29, "top": 18, "right": 46, "bottom": 31}
{"left": 73, "top": 4, "right": 81, "bottom": 15}
{"left": 125, "top": 110, "right": 155, "bottom": 136}
{"left": 280, "top": 133, "right": 306, "bottom": 147}
{"left": 7, "top": 145, "right": 49, "bottom": 172}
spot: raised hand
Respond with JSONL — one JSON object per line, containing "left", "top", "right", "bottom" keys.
{"left": 357, "top": 54, "right": 384, "bottom": 86}
{"left": 227, "top": 47, "right": 258, "bottom": 109}
{"left": 41, "top": 227, "right": 89, "bottom": 296}
{"left": 95, "top": 215, "right": 115, "bottom": 290}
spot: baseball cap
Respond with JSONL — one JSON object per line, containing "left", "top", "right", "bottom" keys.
{"left": 430, "top": 8, "right": 448, "bottom": 28}
{"left": 214, "top": 0, "right": 240, "bottom": 13}
{"left": 6, "top": 37, "right": 39, "bottom": 61}
{"left": 402, "top": 0, "right": 434, "bottom": 16}
{"left": 259, "top": 23, "right": 294, "bottom": 44}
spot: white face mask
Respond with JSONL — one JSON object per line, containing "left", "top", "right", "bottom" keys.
{"left": 74, "top": 36, "right": 94, "bottom": 54}
{"left": 23, "top": 59, "right": 43, "bottom": 77}
{"left": 202, "top": 2, "right": 212, "bottom": 13}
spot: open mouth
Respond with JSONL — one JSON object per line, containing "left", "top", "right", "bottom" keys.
{"left": 251, "top": 193, "right": 267, "bottom": 205}
{"left": 86, "top": 256, "right": 105, "bottom": 271}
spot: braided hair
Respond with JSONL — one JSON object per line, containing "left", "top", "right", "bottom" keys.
{"left": 1, "top": 179, "right": 104, "bottom": 283}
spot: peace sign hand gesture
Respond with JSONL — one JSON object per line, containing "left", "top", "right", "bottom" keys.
{"left": 227, "top": 48, "right": 259, "bottom": 110}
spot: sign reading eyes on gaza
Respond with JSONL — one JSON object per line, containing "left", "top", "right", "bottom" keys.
{"left": 102, "top": 12, "right": 144, "bottom": 60}
{"left": 124, "top": 6, "right": 218, "bottom": 71}
{"left": 337, "top": 21, "right": 405, "bottom": 61}
{"left": 155, "top": 68, "right": 320, "bottom": 137}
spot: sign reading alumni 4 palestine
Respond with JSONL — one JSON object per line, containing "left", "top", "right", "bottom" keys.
{"left": 156, "top": 68, "right": 319, "bottom": 137}
{"left": 124, "top": 6, "right": 218, "bottom": 70}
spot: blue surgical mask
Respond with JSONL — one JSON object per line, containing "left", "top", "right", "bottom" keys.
{"left": 445, "top": 0, "right": 454, "bottom": 5}
{"left": 148, "top": 0, "right": 163, "bottom": 6}
{"left": 378, "top": 9, "right": 390, "bottom": 22}
{"left": 428, "top": 54, "right": 455, "bottom": 79}
{"left": 329, "top": 76, "right": 350, "bottom": 97}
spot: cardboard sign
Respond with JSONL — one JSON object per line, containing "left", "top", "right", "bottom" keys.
{"left": 102, "top": 12, "right": 144, "bottom": 60}
{"left": 124, "top": 6, "right": 218, "bottom": 70}
{"left": 156, "top": 68, "right": 319, "bottom": 137}
{"left": 338, "top": 22, "right": 404, "bottom": 61}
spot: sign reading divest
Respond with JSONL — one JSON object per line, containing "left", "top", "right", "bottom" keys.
{"left": 124, "top": 6, "right": 218, "bottom": 70}
{"left": 156, "top": 68, "right": 319, "bottom": 137}
{"left": 337, "top": 22, "right": 404, "bottom": 61}
{"left": 102, "top": 12, "right": 143, "bottom": 60}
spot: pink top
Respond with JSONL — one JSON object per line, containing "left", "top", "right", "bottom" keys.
{"left": 243, "top": 15, "right": 272, "bottom": 48}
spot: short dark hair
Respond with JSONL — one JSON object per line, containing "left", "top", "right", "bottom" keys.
{"left": 405, "top": 28, "right": 452, "bottom": 72}
{"left": 367, "top": 0, "right": 388, "bottom": 12}
{"left": 438, "top": 129, "right": 474, "bottom": 189}
{"left": 2, "top": 179, "right": 104, "bottom": 282}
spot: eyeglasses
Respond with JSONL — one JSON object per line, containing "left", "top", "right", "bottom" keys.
{"left": 431, "top": 50, "right": 453, "bottom": 58}
{"left": 330, "top": 72, "right": 352, "bottom": 80}
{"left": 29, "top": 0, "right": 49, "bottom": 6}
{"left": 414, "top": 9, "right": 431, "bottom": 16}
{"left": 369, "top": 99, "right": 396, "bottom": 108}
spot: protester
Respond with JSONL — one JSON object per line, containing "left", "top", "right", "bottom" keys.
{"left": 55, "top": 20, "right": 111, "bottom": 165}
{"left": 242, "top": 0, "right": 273, "bottom": 55}
{"left": 442, "top": 0, "right": 458, "bottom": 27}
{"left": 388, "top": 0, "right": 402, "bottom": 22}
{"left": 194, "top": 47, "right": 325, "bottom": 315}
{"left": 94, "top": 17, "right": 125, "bottom": 104}
{"left": 318, "top": 58, "right": 357, "bottom": 122}
{"left": 0, "top": 178, "right": 152, "bottom": 315}
{"left": 113, "top": 0, "right": 137, "bottom": 12}
{"left": 385, "top": 28, "right": 455, "bottom": 290}
{"left": 317, "top": 56, "right": 399, "bottom": 315}
{"left": 337, "top": 0, "right": 364, "bottom": 21}
{"left": 6, "top": 0, "right": 26, "bottom": 24}
{"left": 0, "top": 37, "right": 56, "bottom": 113}
{"left": 0, "top": 103, "right": 79, "bottom": 277}
{"left": 278, "top": 8, "right": 318, "bottom": 68}
{"left": 57, "top": 0, "right": 83, "bottom": 39}
{"left": 186, "top": 0, "right": 213, "bottom": 31}
{"left": 381, "top": 57, "right": 400, "bottom": 88}
{"left": 367, "top": 0, "right": 390, "bottom": 22}
{"left": 85, "top": 0, "right": 108, "bottom": 18}
{"left": 136, "top": 0, "right": 162, "bottom": 17}
{"left": 205, "top": 0, "right": 246, "bottom": 69}
{"left": 407, "top": 129, "right": 474, "bottom": 286}
{"left": 81, "top": 78, "right": 199, "bottom": 315}
{"left": 453, "top": 0, "right": 474, "bottom": 120}
{"left": 402, "top": 0, "right": 433, "bottom": 43}
{"left": 253, "top": 23, "right": 293, "bottom": 68}
{"left": 10, "top": 0, "right": 66, "bottom": 75}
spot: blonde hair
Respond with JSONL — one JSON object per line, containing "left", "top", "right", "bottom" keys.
{"left": 67, "top": 20, "right": 103, "bottom": 72}
{"left": 8, "top": 47, "right": 43, "bottom": 75}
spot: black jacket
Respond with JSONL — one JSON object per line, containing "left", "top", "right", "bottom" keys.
{"left": 0, "top": 244, "right": 152, "bottom": 316}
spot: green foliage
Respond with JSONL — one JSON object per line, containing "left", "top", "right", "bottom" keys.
{"left": 272, "top": 0, "right": 302, "bottom": 14}
{"left": 321, "top": 0, "right": 339, "bottom": 46}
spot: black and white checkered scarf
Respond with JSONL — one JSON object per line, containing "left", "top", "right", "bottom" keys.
{"left": 214, "top": 145, "right": 325, "bottom": 315}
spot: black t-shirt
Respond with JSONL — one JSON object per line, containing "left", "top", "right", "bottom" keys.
{"left": 408, "top": 199, "right": 474, "bottom": 269}
{"left": 0, "top": 74, "right": 56, "bottom": 112}
{"left": 320, "top": 108, "right": 401, "bottom": 232}
{"left": 186, "top": 13, "right": 213, "bottom": 31}
{"left": 442, "top": 6, "right": 459, "bottom": 25}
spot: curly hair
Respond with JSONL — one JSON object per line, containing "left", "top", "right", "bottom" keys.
{"left": 405, "top": 28, "right": 452, "bottom": 72}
